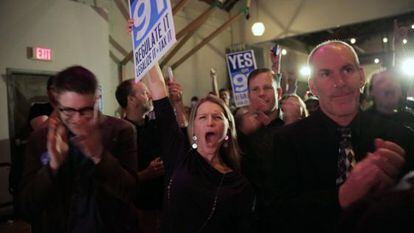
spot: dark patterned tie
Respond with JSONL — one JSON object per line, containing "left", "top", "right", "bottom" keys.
{"left": 336, "top": 127, "right": 356, "bottom": 185}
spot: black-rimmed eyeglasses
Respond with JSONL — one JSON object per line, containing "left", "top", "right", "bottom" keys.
{"left": 58, "top": 106, "right": 95, "bottom": 117}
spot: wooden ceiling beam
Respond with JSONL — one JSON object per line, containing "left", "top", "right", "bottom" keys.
{"left": 173, "top": 0, "right": 191, "bottom": 15}
{"left": 171, "top": 11, "right": 244, "bottom": 69}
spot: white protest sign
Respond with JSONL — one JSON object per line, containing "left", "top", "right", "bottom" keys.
{"left": 225, "top": 50, "right": 257, "bottom": 107}
{"left": 129, "top": 0, "right": 176, "bottom": 81}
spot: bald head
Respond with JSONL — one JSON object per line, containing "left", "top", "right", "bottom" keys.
{"left": 307, "top": 40, "right": 365, "bottom": 126}
{"left": 308, "top": 40, "right": 360, "bottom": 77}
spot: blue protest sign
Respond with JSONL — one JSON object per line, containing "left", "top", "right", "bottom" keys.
{"left": 225, "top": 50, "right": 257, "bottom": 107}
{"left": 129, "top": 0, "right": 176, "bottom": 81}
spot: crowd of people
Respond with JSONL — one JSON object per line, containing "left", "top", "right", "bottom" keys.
{"left": 14, "top": 38, "right": 414, "bottom": 233}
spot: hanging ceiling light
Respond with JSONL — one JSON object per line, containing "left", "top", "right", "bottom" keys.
{"left": 251, "top": 0, "right": 265, "bottom": 36}
{"left": 252, "top": 22, "right": 265, "bottom": 36}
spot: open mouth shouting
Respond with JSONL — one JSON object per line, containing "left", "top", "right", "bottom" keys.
{"left": 204, "top": 131, "right": 221, "bottom": 146}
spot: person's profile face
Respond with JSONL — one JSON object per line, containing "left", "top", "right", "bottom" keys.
{"left": 309, "top": 44, "right": 364, "bottom": 120}
{"left": 130, "top": 82, "right": 153, "bottom": 113}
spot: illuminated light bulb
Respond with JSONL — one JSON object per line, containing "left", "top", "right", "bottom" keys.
{"left": 251, "top": 22, "right": 265, "bottom": 36}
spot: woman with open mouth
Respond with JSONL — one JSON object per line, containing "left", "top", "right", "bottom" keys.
{"left": 145, "top": 64, "right": 256, "bottom": 233}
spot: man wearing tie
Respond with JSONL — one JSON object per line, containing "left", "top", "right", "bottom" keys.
{"left": 270, "top": 40, "right": 414, "bottom": 233}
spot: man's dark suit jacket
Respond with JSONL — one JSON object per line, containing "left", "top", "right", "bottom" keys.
{"left": 270, "top": 109, "right": 414, "bottom": 233}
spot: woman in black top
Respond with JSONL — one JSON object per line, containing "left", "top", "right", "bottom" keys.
{"left": 146, "top": 64, "right": 256, "bottom": 233}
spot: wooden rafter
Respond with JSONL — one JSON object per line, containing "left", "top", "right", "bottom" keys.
{"left": 171, "top": 11, "right": 244, "bottom": 69}
{"left": 172, "top": 0, "right": 191, "bottom": 15}
{"left": 115, "top": 0, "right": 130, "bottom": 20}
{"left": 161, "top": 5, "right": 218, "bottom": 67}
{"left": 176, "top": 6, "right": 216, "bottom": 40}
{"left": 109, "top": 35, "right": 129, "bottom": 57}
{"left": 160, "top": 31, "right": 194, "bottom": 67}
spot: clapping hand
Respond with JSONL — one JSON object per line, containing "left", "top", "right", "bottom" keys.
{"left": 238, "top": 107, "right": 269, "bottom": 135}
{"left": 47, "top": 112, "right": 69, "bottom": 172}
{"left": 140, "top": 157, "right": 165, "bottom": 181}
{"left": 339, "top": 138, "right": 405, "bottom": 208}
{"left": 146, "top": 157, "right": 165, "bottom": 178}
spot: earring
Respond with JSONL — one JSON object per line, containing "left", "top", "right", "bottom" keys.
{"left": 223, "top": 135, "right": 229, "bottom": 148}
{"left": 192, "top": 135, "right": 198, "bottom": 149}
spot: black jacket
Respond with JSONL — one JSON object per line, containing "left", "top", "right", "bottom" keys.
{"left": 270, "top": 109, "right": 414, "bottom": 233}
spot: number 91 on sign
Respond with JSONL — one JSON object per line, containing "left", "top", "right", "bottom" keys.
{"left": 132, "top": 0, "right": 167, "bottom": 43}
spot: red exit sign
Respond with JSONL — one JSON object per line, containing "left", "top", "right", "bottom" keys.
{"left": 31, "top": 47, "right": 52, "bottom": 61}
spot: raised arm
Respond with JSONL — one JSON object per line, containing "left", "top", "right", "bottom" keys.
{"left": 145, "top": 64, "right": 188, "bottom": 176}
{"left": 147, "top": 63, "right": 168, "bottom": 100}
